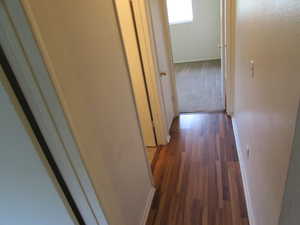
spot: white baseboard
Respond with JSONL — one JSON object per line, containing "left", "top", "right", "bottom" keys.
{"left": 166, "top": 134, "right": 171, "bottom": 144}
{"left": 140, "top": 187, "right": 155, "bottom": 225}
{"left": 232, "top": 118, "right": 256, "bottom": 225}
{"left": 174, "top": 57, "right": 221, "bottom": 64}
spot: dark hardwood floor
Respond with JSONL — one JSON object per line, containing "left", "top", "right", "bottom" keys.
{"left": 147, "top": 113, "right": 249, "bottom": 225}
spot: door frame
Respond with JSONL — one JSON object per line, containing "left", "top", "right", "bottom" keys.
{"left": 160, "top": 0, "right": 234, "bottom": 115}
{"left": 221, "top": 0, "right": 234, "bottom": 115}
{"left": 0, "top": 1, "right": 108, "bottom": 224}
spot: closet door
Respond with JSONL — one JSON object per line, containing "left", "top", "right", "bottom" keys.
{"left": 0, "top": 66, "right": 78, "bottom": 225}
{"left": 115, "top": 0, "right": 157, "bottom": 146}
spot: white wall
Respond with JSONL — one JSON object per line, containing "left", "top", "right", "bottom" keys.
{"left": 233, "top": 1, "right": 300, "bottom": 225}
{"left": 168, "top": 0, "right": 220, "bottom": 63}
{"left": 279, "top": 103, "right": 300, "bottom": 225}
{"left": 20, "top": 0, "right": 154, "bottom": 225}
{"left": 0, "top": 67, "right": 76, "bottom": 225}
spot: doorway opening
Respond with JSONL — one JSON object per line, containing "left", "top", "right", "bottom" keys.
{"left": 115, "top": 0, "right": 231, "bottom": 171}
{"left": 166, "top": 0, "right": 226, "bottom": 113}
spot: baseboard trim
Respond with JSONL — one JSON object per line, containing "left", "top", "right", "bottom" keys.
{"left": 140, "top": 187, "right": 155, "bottom": 225}
{"left": 174, "top": 57, "right": 221, "bottom": 64}
{"left": 166, "top": 134, "right": 171, "bottom": 144}
{"left": 232, "top": 118, "right": 256, "bottom": 225}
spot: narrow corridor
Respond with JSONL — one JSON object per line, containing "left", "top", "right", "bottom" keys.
{"left": 147, "top": 113, "right": 249, "bottom": 225}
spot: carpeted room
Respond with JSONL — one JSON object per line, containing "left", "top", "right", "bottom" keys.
{"left": 167, "top": 0, "right": 224, "bottom": 113}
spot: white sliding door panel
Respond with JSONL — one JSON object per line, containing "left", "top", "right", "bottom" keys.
{"left": 0, "top": 67, "right": 77, "bottom": 225}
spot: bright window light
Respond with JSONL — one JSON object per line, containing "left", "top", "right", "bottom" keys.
{"left": 166, "top": 0, "right": 193, "bottom": 25}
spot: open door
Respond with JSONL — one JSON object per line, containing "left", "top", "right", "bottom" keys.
{"left": 115, "top": 0, "right": 157, "bottom": 147}
{"left": 147, "top": 0, "right": 175, "bottom": 131}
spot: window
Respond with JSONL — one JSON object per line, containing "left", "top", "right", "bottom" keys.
{"left": 166, "top": 0, "right": 193, "bottom": 25}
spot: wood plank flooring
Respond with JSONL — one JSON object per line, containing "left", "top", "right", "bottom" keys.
{"left": 146, "top": 113, "right": 249, "bottom": 225}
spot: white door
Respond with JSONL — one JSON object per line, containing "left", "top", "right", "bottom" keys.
{"left": 148, "top": 0, "right": 175, "bottom": 131}
{"left": 0, "top": 67, "right": 77, "bottom": 225}
{"left": 115, "top": 0, "right": 157, "bottom": 147}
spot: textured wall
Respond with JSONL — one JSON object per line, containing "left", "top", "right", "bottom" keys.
{"left": 233, "top": 0, "right": 300, "bottom": 225}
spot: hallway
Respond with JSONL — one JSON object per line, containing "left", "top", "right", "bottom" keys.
{"left": 146, "top": 113, "right": 249, "bottom": 225}
{"left": 175, "top": 60, "right": 225, "bottom": 113}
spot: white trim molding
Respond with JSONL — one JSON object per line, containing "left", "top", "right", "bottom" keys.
{"left": 232, "top": 118, "right": 256, "bottom": 225}
{"left": 225, "top": 0, "right": 235, "bottom": 116}
{"left": 139, "top": 187, "right": 155, "bottom": 225}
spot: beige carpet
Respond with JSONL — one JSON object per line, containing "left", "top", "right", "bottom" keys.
{"left": 175, "top": 60, "right": 225, "bottom": 113}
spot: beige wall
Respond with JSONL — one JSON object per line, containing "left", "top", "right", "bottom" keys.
{"left": 233, "top": 1, "right": 300, "bottom": 225}
{"left": 21, "top": 0, "right": 153, "bottom": 225}
{"left": 169, "top": 0, "right": 220, "bottom": 63}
